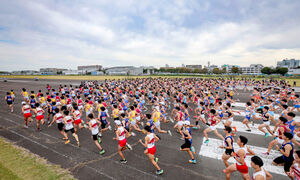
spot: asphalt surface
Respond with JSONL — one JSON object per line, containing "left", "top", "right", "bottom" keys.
{"left": 0, "top": 78, "right": 295, "bottom": 180}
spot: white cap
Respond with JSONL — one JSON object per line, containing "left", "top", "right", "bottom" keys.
{"left": 115, "top": 120, "right": 121, "bottom": 125}
{"left": 21, "top": 101, "right": 26, "bottom": 105}
{"left": 185, "top": 121, "right": 190, "bottom": 126}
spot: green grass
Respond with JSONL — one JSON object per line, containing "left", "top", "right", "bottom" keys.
{"left": 0, "top": 137, "right": 74, "bottom": 180}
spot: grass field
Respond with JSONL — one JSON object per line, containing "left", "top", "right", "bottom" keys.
{"left": 0, "top": 137, "right": 74, "bottom": 180}
{"left": 1, "top": 75, "right": 300, "bottom": 86}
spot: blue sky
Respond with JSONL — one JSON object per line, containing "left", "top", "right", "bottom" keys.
{"left": 0, "top": 0, "right": 300, "bottom": 71}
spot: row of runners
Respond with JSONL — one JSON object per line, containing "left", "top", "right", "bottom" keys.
{"left": 4, "top": 78, "right": 300, "bottom": 179}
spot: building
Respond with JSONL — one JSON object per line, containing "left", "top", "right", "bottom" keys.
{"left": 277, "top": 59, "right": 300, "bottom": 69}
{"left": 12, "top": 70, "right": 39, "bottom": 75}
{"left": 221, "top": 64, "right": 240, "bottom": 73}
{"left": 62, "top": 70, "right": 80, "bottom": 75}
{"left": 40, "top": 68, "right": 67, "bottom": 75}
{"left": 208, "top": 65, "right": 218, "bottom": 72}
{"left": 240, "top": 64, "right": 263, "bottom": 75}
{"left": 186, "top": 65, "right": 202, "bottom": 69}
{"left": 288, "top": 69, "right": 300, "bottom": 75}
{"left": 105, "top": 66, "right": 142, "bottom": 75}
{"left": 77, "top": 65, "right": 102, "bottom": 74}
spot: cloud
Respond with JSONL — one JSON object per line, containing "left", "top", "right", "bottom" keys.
{"left": 0, "top": 0, "right": 300, "bottom": 71}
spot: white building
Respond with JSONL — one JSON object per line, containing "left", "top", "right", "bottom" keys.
{"left": 240, "top": 64, "right": 263, "bottom": 75}
{"left": 288, "top": 69, "right": 300, "bottom": 75}
{"left": 106, "top": 66, "right": 143, "bottom": 75}
{"left": 77, "top": 65, "right": 102, "bottom": 74}
{"left": 63, "top": 70, "right": 80, "bottom": 75}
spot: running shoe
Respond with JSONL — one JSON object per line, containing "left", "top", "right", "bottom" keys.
{"left": 156, "top": 169, "right": 164, "bottom": 175}
{"left": 131, "top": 132, "right": 136, "bottom": 136}
{"left": 83, "top": 124, "right": 88, "bottom": 128}
{"left": 154, "top": 157, "right": 159, "bottom": 163}
{"left": 170, "top": 119, "right": 174, "bottom": 123}
{"left": 262, "top": 152, "right": 269, "bottom": 155}
{"left": 77, "top": 141, "right": 81, "bottom": 147}
{"left": 193, "top": 115, "right": 197, "bottom": 118}
{"left": 99, "top": 149, "right": 105, "bottom": 155}
{"left": 98, "top": 137, "right": 102, "bottom": 143}
{"left": 24, "top": 125, "right": 28, "bottom": 129}
{"left": 206, "top": 123, "right": 210, "bottom": 127}
{"left": 204, "top": 139, "right": 210, "bottom": 144}
{"left": 126, "top": 143, "right": 133, "bottom": 150}
{"left": 264, "top": 133, "right": 269, "bottom": 138}
{"left": 191, "top": 146, "right": 196, "bottom": 154}
{"left": 168, "top": 130, "right": 172, "bottom": 136}
{"left": 65, "top": 140, "right": 70, "bottom": 144}
{"left": 141, "top": 122, "right": 144, "bottom": 127}
{"left": 120, "top": 159, "right": 127, "bottom": 164}
{"left": 188, "top": 159, "right": 196, "bottom": 164}
{"left": 98, "top": 132, "right": 102, "bottom": 137}
{"left": 108, "top": 125, "right": 112, "bottom": 131}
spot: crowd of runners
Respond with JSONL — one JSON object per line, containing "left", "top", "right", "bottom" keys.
{"left": 4, "top": 78, "right": 300, "bottom": 179}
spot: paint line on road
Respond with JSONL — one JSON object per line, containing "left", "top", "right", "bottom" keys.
{"left": 198, "top": 138, "right": 286, "bottom": 176}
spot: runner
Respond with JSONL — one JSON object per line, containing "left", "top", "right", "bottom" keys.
{"left": 88, "top": 114, "right": 105, "bottom": 155}
{"left": 34, "top": 103, "right": 45, "bottom": 131}
{"left": 250, "top": 156, "right": 272, "bottom": 180}
{"left": 5, "top": 92, "right": 13, "bottom": 112}
{"left": 139, "top": 125, "right": 164, "bottom": 175}
{"left": 257, "top": 106, "right": 273, "bottom": 138}
{"left": 287, "top": 150, "right": 300, "bottom": 179}
{"left": 180, "top": 121, "right": 196, "bottom": 164}
{"left": 203, "top": 109, "right": 224, "bottom": 144}
{"left": 21, "top": 101, "right": 31, "bottom": 128}
{"left": 223, "top": 135, "right": 255, "bottom": 180}
{"left": 63, "top": 110, "right": 80, "bottom": 146}
{"left": 73, "top": 106, "right": 83, "bottom": 134}
{"left": 272, "top": 132, "right": 294, "bottom": 176}
{"left": 113, "top": 120, "right": 132, "bottom": 163}
{"left": 263, "top": 117, "right": 288, "bottom": 155}
{"left": 220, "top": 126, "right": 234, "bottom": 167}
{"left": 48, "top": 108, "right": 68, "bottom": 143}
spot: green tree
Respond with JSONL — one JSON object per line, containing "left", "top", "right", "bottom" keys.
{"left": 261, "top": 67, "right": 273, "bottom": 75}
{"left": 275, "top": 67, "right": 288, "bottom": 76}
{"left": 212, "top": 68, "right": 221, "bottom": 74}
{"left": 231, "top": 67, "right": 240, "bottom": 74}
{"left": 201, "top": 68, "right": 208, "bottom": 74}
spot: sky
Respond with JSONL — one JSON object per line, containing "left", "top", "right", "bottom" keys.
{"left": 0, "top": 0, "right": 300, "bottom": 71}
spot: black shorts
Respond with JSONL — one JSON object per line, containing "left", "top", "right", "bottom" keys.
{"left": 181, "top": 140, "right": 191, "bottom": 149}
{"left": 92, "top": 134, "right": 98, "bottom": 141}
{"left": 114, "top": 117, "right": 119, "bottom": 121}
{"left": 57, "top": 123, "right": 64, "bottom": 131}
{"left": 225, "top": 149, "right": 234, "bottom": 156}
{"left": 64, "top": 128, "right": 75, "bottom": 134}
{"left": 101, "top": 123, "right": 107, "bottom": 129}
{"left": 7, "top": 101, "right": 12, "bottom": 105}
{"left": 273, "top": 156, "right": 294, "bottom": 172}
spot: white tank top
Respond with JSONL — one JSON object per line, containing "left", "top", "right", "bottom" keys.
{"left": 36, "top": 107, "right": 43, "bottom": 116}
{"left": 236, "top": 146, "right": 248, "bottom": 165}
{"left": 252, "top": 169, "right": 266, "bottom": 180}
{"left": 90, "top": 119, "right": 99, "bottom": 135}
{"left": 56, "top": 113, "right": 63, "bottom": 123}
{"left": 74, "top": 110, "right": 81, "bottom": 120}
{"left": 147, "top": 133, "right": 155, "bottom": 149}
{"left": 64, "top": 116, "right": 73, "bottom": 130}
{"left": 24, "top": 105, "right": 31, "bottom": 114}
{"left": 118, "top": 127, "right": 125, "bottom": 141}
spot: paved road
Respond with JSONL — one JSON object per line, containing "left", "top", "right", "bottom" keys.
{"left": 0, "top": 79, "right": 294, "bottom": 180}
